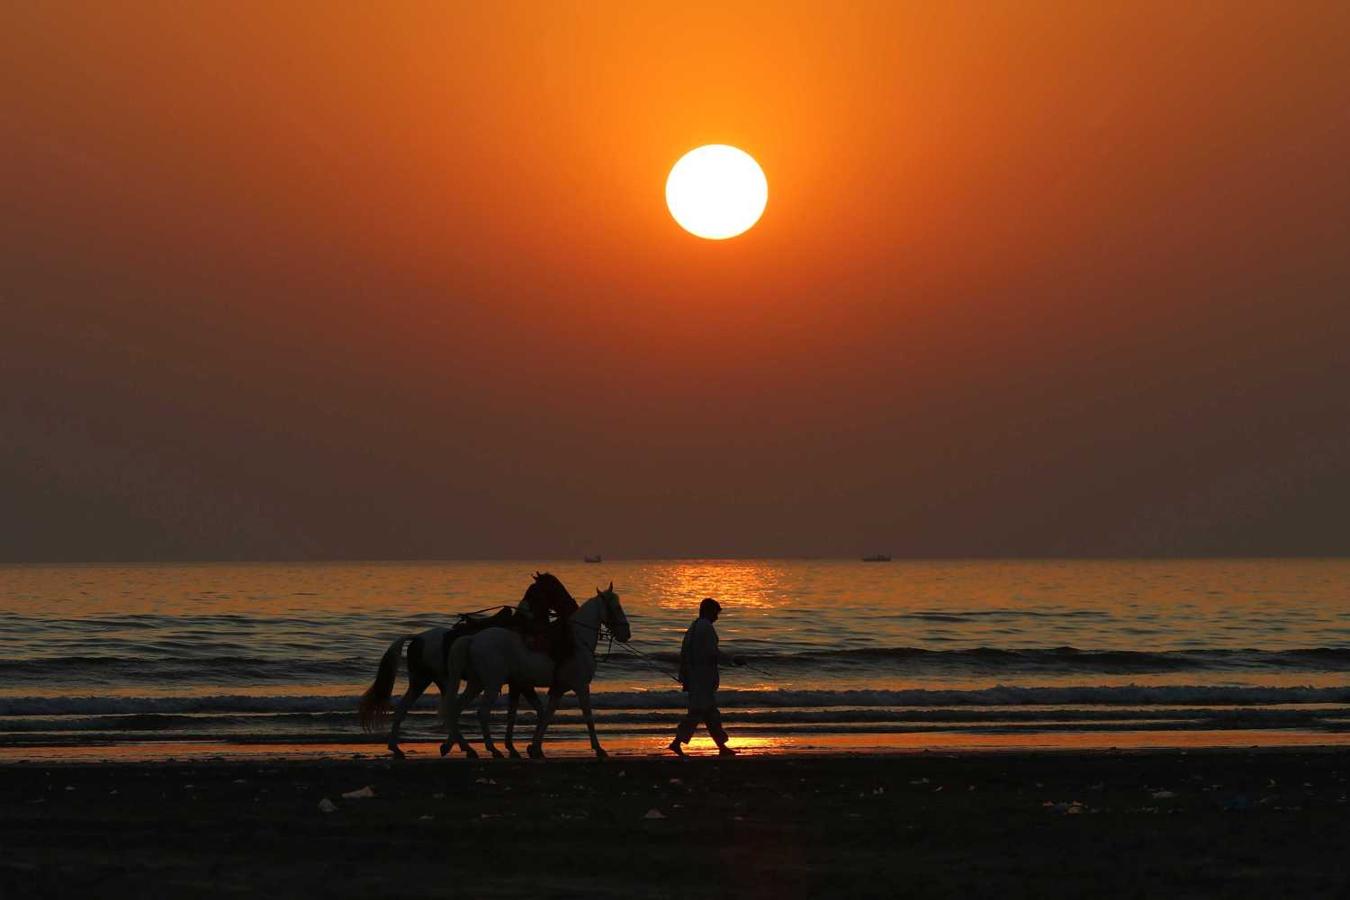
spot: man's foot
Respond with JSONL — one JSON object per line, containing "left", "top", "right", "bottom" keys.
{"left": 717, "top": 745, "right": 737, "bottom": 757}
{"left": 668, "top": 739, "right": 687, "bottom": 758}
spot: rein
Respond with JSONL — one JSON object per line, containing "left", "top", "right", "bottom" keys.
{"left": 568, "top": 594, "right": 619, "bottom": 661}
{"left": 455, "top": 604, "right": 514, "bottom": 619}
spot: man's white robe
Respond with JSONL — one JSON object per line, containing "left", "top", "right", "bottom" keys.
{"left": 679, "top": 617, "right": 730, "bottom": 709}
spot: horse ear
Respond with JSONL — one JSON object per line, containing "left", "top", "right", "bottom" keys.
{"left": 607, "top": 581, "right": 614, "bottom": 592}
{"left": 534, "top": 571, "right": 541, "bottom": 580}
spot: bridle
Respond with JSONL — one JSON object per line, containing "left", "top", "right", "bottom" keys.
{"left": 569, "top": 590, "right": 627, "bottom": 661}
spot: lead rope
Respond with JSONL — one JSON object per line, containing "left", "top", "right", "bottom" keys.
{"left": 610, "top": 636, "right": 774, "bottom": 682}
{"left": 608, "top": 639, "right": 683, "bottom": 684}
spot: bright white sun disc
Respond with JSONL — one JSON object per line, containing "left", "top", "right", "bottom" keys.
{"left": 665, "top": 145, "right": 767, "bottom": 240}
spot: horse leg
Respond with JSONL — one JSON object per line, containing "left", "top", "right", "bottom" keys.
{"left": 505, "top": 686, "right": 521, "bottom": 759}
{"left": 387, "top": 673, "right": 432, "bottom": 759}
{"left": 478, "top": 687, "right": 503, "bottom": 759}
{"left": 507, "top": 687, "right": 543, "bottom": 759}
{"left": 442, "top": 681, "right": 482, "bottom": 759}
{"left": 528, "top": 690, "right": 563, "bottom": 759}
{"left": 575, "top": 684, "right": 607, "bottom": 759}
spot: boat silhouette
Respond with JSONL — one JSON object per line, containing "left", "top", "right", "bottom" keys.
{"left": 583, "top": 555, "right": 602, "bottom": 564}
{"left": 861, "top": 554, "right": 891, "bottom": 562}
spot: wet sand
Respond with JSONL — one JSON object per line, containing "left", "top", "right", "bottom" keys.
{"left": 10, "top": 725, "right": 1350, "bottom": 764}
{"left": 4, "top": 749, "right": 1350, "bottom": 898}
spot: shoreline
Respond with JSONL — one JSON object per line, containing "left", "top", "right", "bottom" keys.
{"left": 5, "top": 749, "right": 1350, "bottom": 897}
{"left": 7, "top": 727, "right": 1350, "bottom": 764}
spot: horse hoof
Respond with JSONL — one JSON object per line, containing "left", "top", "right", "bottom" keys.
{"left": 490, "top": 748, "right": 504, "bottom": 760}
{"left": 388, "top": 745, "right": 406, "bottom": 760}
{"left": 439, "top": 742, "right": 452, "bottom": 757}
{"left": 464, "top": 747, "right": 479, "bottom": 760}
{"left": 594, "top": 748, "right": 608, "bottom": 760}
{"left": 527, "top": 744, "right": 545, "bottom": 760}
{"left": 508, "top": 747, "right": 522, "bottom": 760}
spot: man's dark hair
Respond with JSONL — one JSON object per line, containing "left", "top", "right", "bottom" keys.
{"left": 699, "top": 597, "right": 721, "bottom": 618}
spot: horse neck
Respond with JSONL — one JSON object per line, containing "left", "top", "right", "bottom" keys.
{"left": 570, "top": 596, "right": 603, "bottom": 655}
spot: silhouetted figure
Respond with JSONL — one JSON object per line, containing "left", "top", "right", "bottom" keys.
{"left": 670, "top": 597, "right": 744, "bottom": 757}
{"left": 516, "top": 571, "right": 579, "bottom": 666}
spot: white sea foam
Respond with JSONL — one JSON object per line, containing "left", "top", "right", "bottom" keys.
{"left": 6, "top": 684, "right": 1350, "bottom": 718}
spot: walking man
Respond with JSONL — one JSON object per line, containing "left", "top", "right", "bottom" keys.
{"left": 669, "top": 597, "right": 744, "bottom": 757}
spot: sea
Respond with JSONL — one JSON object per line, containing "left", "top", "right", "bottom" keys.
{"left": 3, "top": 559, "right": 1350, "bottom": 759}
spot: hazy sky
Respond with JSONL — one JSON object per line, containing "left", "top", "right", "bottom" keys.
{"left": 4, "top": 2, "right": 1349, "bottom": 560}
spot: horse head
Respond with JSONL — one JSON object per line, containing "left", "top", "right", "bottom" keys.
{"left": 522, "top": 571, "right": 576, "bottom": 613}
{"left": 596, "top": 581, "right": 630, "bottom": 642}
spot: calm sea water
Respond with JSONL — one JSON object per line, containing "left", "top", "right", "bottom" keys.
{"left": 3, "top": 560, "right": 1350, "bottom": 756}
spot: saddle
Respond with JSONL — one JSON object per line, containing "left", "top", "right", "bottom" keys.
{"left": 439, "top": 607, "right": 517, "bottom": 661}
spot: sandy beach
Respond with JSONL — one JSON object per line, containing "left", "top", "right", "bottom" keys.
{"left": 5, "top": 749, "right": 1350, "bottom": 898}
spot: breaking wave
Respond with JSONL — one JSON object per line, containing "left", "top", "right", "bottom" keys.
{"left": 8, "top": 647, "right": 1350, "bottom": 684}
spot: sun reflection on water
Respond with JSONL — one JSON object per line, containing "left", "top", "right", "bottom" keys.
{"left": 644, "top": 561, "right": 795, "bottom": 613}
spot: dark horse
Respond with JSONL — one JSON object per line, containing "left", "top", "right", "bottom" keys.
{"left": 357, "top": 573, "right": 576, "bottom": 759}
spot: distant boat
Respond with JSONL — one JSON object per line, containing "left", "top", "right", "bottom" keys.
{"left": 583, "top": 555, "right": 602, "bottom": 564}
{"left": 861, "top": 554, "right": 891, "bottom": 562}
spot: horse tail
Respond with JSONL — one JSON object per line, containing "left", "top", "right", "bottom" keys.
{"left": 358, "top": 637, "right": 409, "bottom": 732}
{"left": 440, "top": 634, "right": 472, "bottom": 727}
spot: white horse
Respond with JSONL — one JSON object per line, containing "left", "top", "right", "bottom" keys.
{"left": 357, "top": 609, "right": 544, "bottom": 758}
{"left": 440, "top": 583, "right": 631, "bottom": 760}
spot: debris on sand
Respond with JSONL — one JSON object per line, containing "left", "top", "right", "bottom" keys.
{"left": 1151, "top": 790, "right": 1176, "bottom": 799}
{"left": 474, "top": 778, "right": 497, "bottom": 786}
{"left": 643, "top": 808, "right": 666, "bottom": 820}
{"left": 318, "top": 798, "right": 338, "bottom": 814}
{"left": 341, "top": 786, "right": 376, "bottom": 799}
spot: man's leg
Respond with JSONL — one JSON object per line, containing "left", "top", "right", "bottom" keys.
{"left": 706, "top": 706, "right": 734, "bottom": 755}
{"left": 669, "top": 706, "right": 703, "bottom": 756}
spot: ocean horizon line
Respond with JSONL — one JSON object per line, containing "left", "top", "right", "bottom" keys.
{"left": 3, "top": 554, "right": 1350, "bottom": 567}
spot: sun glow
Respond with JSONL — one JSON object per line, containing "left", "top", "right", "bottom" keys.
{"left": 665, "top": 145, "right": 768, "bottom": 240}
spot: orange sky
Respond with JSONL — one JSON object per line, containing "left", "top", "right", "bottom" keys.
{"left": 4, "top": 2, "right": 1350, "bottom": 559}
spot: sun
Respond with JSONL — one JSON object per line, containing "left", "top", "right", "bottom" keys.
{"left": 665, "top": 145, "right": 768, "bottom": 240}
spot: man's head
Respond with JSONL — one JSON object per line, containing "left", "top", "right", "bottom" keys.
{"left": 699, "top": 597, "right": 721, "bottom": 621}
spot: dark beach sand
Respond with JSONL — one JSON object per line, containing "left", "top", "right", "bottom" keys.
{"left": 4, "top": 749, "right": 1350, "bottom": 898}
